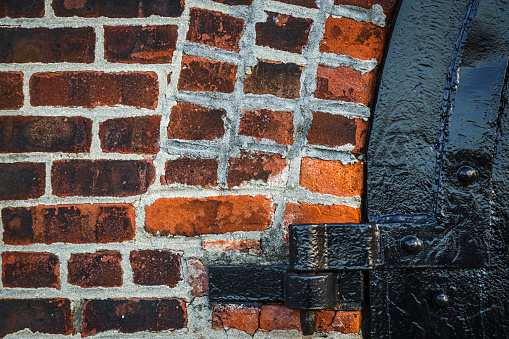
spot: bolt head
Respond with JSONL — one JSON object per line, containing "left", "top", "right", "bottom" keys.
{"left": 457, "top": 166, "right": 478, "bottom": 184}
{"left": 432, "top": 292, "right": 450, "bottom": 308}
{"left": 401, "top": 235, "right": 423, "bottom": 254}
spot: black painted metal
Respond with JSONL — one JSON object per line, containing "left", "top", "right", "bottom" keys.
{"left": 284, "top": 272, "right": 336, "bottom": 310}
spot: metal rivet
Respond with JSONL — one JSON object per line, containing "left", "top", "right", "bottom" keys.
{"left": 401, "top": 235, "right": 423, "bottom": 254}
{"left": 457, "top": 166, "right": 478, "bottom": 184}
{"left": 432, "top": 292, "right": 450, "bottom": 308}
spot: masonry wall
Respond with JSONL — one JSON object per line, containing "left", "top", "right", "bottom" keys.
{"left": 0, "top": 0, "right": 396, "bottom": 337}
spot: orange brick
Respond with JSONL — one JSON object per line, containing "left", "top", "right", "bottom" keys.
{"left": 353, "top": 118, "right": 369, "bottom": 154}
{"left": 300, "top": 158, "right": 364, "bottom": 197}
{"left": 212, "top": 304, "right": 259, "bottom": 334}
{"left": 316, "top": 310, "right": 361, "bottom": 334}
{"left": 259, "top": 304, "right": 300, "bottom": 330}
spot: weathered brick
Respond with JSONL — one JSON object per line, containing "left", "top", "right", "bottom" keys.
{"left": 104, "top": 25, "right": 178, "bottom": 63}
{"left": 145, "top": 195, "right": 274, "bottom": 236}
{"left": 336, "top": 0, "right": 399, "bottom": 22}
{"left": 2, "top": 204, "right": 135, "bottom": 245}
{"left": 259, "top": 304, "right": 300, "bottom": 330}
{"left": 0, "top": 27, "right": 95, "bottom": 63}
{"left": 228, "top": 152, "right": 288, "bottom": 188}
{"left": 320, "top": 17, "right": 388, "bottom": 62}
{"left": 30, "top": 71, "right": 158, "bottom": 109}
{"left": 316, "top": 310, "right": 361, "bottom": 333}
{"left": 187, "top": 8, "right": 244, "bottom": 52}
{"left": 178, "top": 55, "right": 237, "bottom": 93}
{"left": 53, "top": 0, "right": 184, "bottom": 17}
{"left": 68, "top": 250, "right": 122, "bottom": 288}
{"left": 255, "top": 12, "right": 313, "bottom": 54}
{"left": 2, "top": 252, "right": 59, "bottom": 288}
{"left": 0, "top": 299, "right": 72, "bottom": 337}
{"left": 353, "top": 118, "right": 369, "bottom": 154}
{"left": 161, "top": 157, "right": 218, "bottom": 187}
{"left": 239, "top": 109, "right": 294, "bottom": 145}
{"left": 212, "top": 304, "right": 259, "bottom": 334}
{"left": 0, "top": 72, "right": 23, "bottom": 110}
{"left": 315, "top": 65, "right": 377, "bottom": 106}
{"left": 0, "top": 116, "right": 92, "bottom": 153}
{"left": 99, "top": 116, "right": 160, "bottom": 154}
{"left": 51, "top": 160, "right": 155, "bottom": 197}
{"left": 307, "top": 112, "right": 357, "bottom": 148}
{"left": 168, "top": 102, "right": 226, "bottom": 141}
{"left": 212, "top": 0, "right": 252, "bottom": 5}
{"left": 0, "top": 162, "right": 45, "bottom": 200}
{"left": 282, "top": 203, "right": 361, "bottom": 241}
{"left": 0, "top": 0, "right": 44, "bottom": 18}
{"left": 81, "top": 299, "right": 187, "bottom": 337}
{"left": 130, "top": 250, "right": 182, "bottom": 287}
{"left": 202, "top": 240, "right": 262, "bottom": 255}
{"left": 244, "top": 60, "right": 302, "bottom": 99}
{"left": 187, "top": 258, "right": 208, "bottom": 297}
{"left": 300, "top": 158, "right": 364, "bottom": 197}
{"left": 275, "top": 0, "right": 318, "bottom": 8}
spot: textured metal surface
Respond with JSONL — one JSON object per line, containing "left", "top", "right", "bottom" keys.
{"left": 338, "top": 271, "right": 364, "bottom": 302}
{"left": 284, "top": 272, "right": 336, "bottom": 310}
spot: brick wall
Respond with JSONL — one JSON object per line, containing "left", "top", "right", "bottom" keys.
{"left": 0, "top": 0, "right": 396, "bottom": 337}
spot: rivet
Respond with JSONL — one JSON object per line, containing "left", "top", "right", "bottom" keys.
{"left": 432, "top": 292, "right": 450, "bottom": 308}
{"left": 401, "top": 235, "right": 423, "bottom": 254}
{"left": 457, "top": 166, "right": 478, "bottom": 184}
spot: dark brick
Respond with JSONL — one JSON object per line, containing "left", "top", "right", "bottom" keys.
{"left": 255, "top": 12, "right": 313, "bottom": 54}
{"left": 239, "top": 109, "right": 294, "bottom": 145}
{"left": 0, "top": 116, "right": 92, "bottom": 153}
{"left": 244, "top": 60, "right": 302, "bottom": 99}
{"left": 0, "top": 27, "right": 95, "bottom": 63}
{"left": 2, "top": 204, "right": 135, "bottom": 245}
{"left": 315, "top": 65, "right": 377, "bottom": 106}
{"left": 168, "top": 102, "right": 226, "bottom": 140}
{"left": 228, "top": 152, "right": 288, "bottom": 188}
{"left": 0, "top": 72, "right": 23, "bottom": 110}
{"left": 336, "top": 0, "right": 399, "bottom": 22}
{"left": 0, "top": 299, "right": 72, "bottom": 337}
{"left": 307, "top": 112, "right": 356, "bottom": 147}
{"left": 68, "top": 250, "right": 122, "bottom": 288}
{"left": 187, "top": 8, "right": 244, "bottom": 52}
{"left": 212, "top": 0, "right": 252, "bottom": 4}
{"left": 178, "top": 55, "right": 237, "bottom": 93}
{"left": 53, "top": 0, "right": 184, "bottom": 18}
{"left": 0, "top": 162, "right": 45, "bottom": 200}
{"left": 104, "top": 25, "right": 178, "bottom": 63}
{"left": 51, "top": 160, "right": 155, "bottom": 197}
{"left": 99, "top": 116, "right": 160, "bottom": 154}
{"left": 0, "top": 0, "right": 44, "bottom": 18}
{"left": 30, "top": 71, "right": 158, "bottom": 109}
{"left": 130, "top": 250, "right": 182, "bottom": 287}
{"left": 275, "top": 0, "right": 318, "bottom": 8}
{"left": 162, "top": 157, "right": 218, "bottom": 187}
{"left": 2, "top": 252, "right": 59, "bottom": 288}
{"left": 81, "top": 298, "right": 187, "bottom": 336}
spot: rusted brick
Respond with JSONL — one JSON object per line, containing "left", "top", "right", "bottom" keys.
{"left": 244, "top": 60, "right": 303, "bottom": 99}
{"left": 227, "top": 152, "right": 288, "bottom": 188}
{"left": 167, "top": 102, "right": 226, "bottom": 141}
{"left": 130, "top": 250, "right": 182, "bottom": 287}
{"left": 0, "top": 162, "right": 45, "bottom": 200}
{"left": 0, "top": 0, "right": 44, "bottom": 18}
{"left": 178, "top": 55, "right": 237, "bottom": 93}
{"left": 255, "top": 12, "right": 313, "bottom": 53}
{"left": 162, "top": 157, "right": 218, "bottom": 187}
{"left": 99, "top": 116, "right": 160, "bottom": 154}
{"left": 0, "top": 72, "right": 23, "bottom": 110}
{"left": 53, "top": 0, "right": 184, "bottom": 17}
{"left": 239, "top": 109, "right": 294, "bottom": 145}
{"left": 68, "top": 251, "right": 123, "bottom": 288}
{"left": 307, "top": 112, "right": 357, "bottom": 148}
{"left": 2, "top": 252, "right": 60, "bottom": 288}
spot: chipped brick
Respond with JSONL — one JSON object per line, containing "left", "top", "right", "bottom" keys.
{"left": 255, "top": 12, "right": 313, "bottom": 53}
{"left": 187, "top": 258, "right": 208, "bottom": 297}
{"left": 244, "top": 60, "right": 302, "bottom": 99}
{"left": 228, "top": 152, "right": 288, "bottom": 188}
{"left": 212, "top": 304, "right": 259, "bottom": 334}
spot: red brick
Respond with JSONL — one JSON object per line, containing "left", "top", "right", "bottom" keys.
{"left": 228, "top": 152, "right": 288, "bottom": 188}
{"left": 282, "top": 203, "right": 361, "bottom": 241}
{"left": 2, "top": 252, "right": 59, "bottom": 288}
{"left": 0, "top": 116, "right": 92, "bottom": 153}
{"left": 161, "top": 157, "right": 218, "bottom": 187}
{"left": 0, "top": 162, "right": 45, "bottom": 200}
{"left": 353, "top": 118, "right": 369, "bottom": 154}
{"left": 239, "top": 109, "right": 294, "bottom": 145}
{"left": 244, "top": 60, "right": 302, "bottom": 99}
{"left": 187, "top": 8, "right": 244, "bottom": 52}
{"left": 315, "top": 65, "right": 377, "bottom": 107}
{"left": 145, "top": 195, "right": 275, "bottom": 237}
{"left": 2, "top": 204, "right": 135, "bottom": 245}
{"left": 0, "top": 299, "right": 72, "bottom": 337}
{"left": 168, "top": 102, "right": 226, "bottom": 141}
{"left": 212, "top": 304, "right": 259, "bottom": 334}
{"left": 202, "top": 240, "right": 262, "bottom": 255}
{"left": 256, "top": 12, "right": 313, "bottom": 54}
{"left": 300, "top": 158, "right": 364, "bottom": 197}
{"left": 30, "top": 71, "right": 158, "bottom": 109}
{"left": 259, "top": 304, "right": 300, "bottom": 330}
{"left": 178, "top": 55, "right": 237, "bottom": 93}
{"left": 104, "top": 25, "right": 178, "bottom": 63}
{"left": 130, "top": 250, "right": 182, "bottom": 287}
{"left": 51, "top": 160, "right": 155, "bottom": 197}
{"left": 0, "top": 27, "right": 95, "bottom": 63}
{"left": 99, "top": 116, "right": 160, "bottom": 154}
{"left": 320, "top": 17, "right": 388, "bottom": 62}
{"left": 187, "top": 258, "right": 208, "bottom": 297}
{"left": 213, "top": 0, "right": 252, "bottom": 4}
{"left": 0, "top": 72, "right": 23, "bottom": 110}
{"left": 0, "top": 0, "right": 44, "bottom": 18}
{"left": 307, "top": 111, "right": 358, "bottom": 148}
{"left": 275, "top": 0, "right": 318, "bottom": 8}
{"left": 53, "top": 0, "right": 184, "bottom": 17}
{"left": 68, "top": 250, "right": 122, "bottom": 288}
{"left": 336, "top": 0, "right": 399, "bottom": 22}
{"left": 316, "top": 310, "right": 361, "bottom": 333}
{"left": 81, "top": 298, "right": 187, "bottom": 337}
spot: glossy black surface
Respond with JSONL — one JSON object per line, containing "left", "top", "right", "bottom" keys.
{"left": 284, "top": 272, "right": 336, "bottom": 310}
